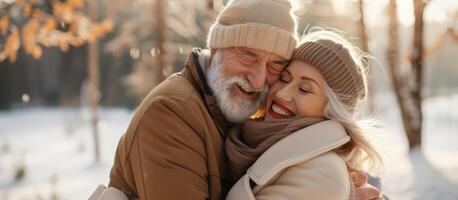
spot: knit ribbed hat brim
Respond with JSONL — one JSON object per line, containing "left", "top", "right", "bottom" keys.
{"left": 292, "top": 39, "right": 366, "bottom": 107}
{"left": 207, "top": 0, "right": 298, "bottom": 59}
{"left": 208, "top": 23, "right": 296, "bottom": 59}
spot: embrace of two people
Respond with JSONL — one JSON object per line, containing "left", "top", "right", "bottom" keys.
{"left": 90, "top": 0, "right": 385, "bottom": 199}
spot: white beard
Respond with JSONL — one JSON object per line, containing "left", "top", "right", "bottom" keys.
{"left": 206, "top": 51, "right": 268, "bottom": 123}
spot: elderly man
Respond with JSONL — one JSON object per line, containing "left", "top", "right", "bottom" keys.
{"left": 103, "top": 0, "right": 382, "bottom": 199}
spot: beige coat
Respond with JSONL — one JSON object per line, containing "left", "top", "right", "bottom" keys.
{"left": 226, "top": 120, "right": 354, "bottom": 200}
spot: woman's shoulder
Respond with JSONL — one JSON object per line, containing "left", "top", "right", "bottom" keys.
{"left": 250, "top": 152, "right": 351, "bottom": 199}
{"left": 276, "top": 152, "right": 351, "bottom": 198}
{"left": 293, "top": 151, "right": 349, "bottom": 183}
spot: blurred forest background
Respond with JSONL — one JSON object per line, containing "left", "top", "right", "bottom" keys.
{"left": 0, "top": 0, "right": 457, "bottom": 199}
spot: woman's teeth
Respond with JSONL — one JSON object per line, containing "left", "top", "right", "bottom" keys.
{"left": 271, "top": 103, "right": 293, "bottom": 118}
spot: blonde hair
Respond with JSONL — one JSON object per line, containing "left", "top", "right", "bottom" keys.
{"left": 303, "top": 28, "right": 383, "bottom": 174}
{"left": 324, "top": 84, "right": 383, "bottom": 175}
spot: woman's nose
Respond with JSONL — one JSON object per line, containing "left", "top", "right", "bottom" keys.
{"left": 275, "top": 85, "right": 293, "bottom": 103}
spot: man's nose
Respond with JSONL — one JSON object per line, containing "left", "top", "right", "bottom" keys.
{"left": 246, "top": 62, "right": 267, "bottom": 90}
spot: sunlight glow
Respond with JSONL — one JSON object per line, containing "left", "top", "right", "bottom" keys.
{"left": 328, "top": 0, "right": 458, "bottom": 27}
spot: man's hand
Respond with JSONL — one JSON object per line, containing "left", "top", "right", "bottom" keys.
{"left": 350, "top": 170, "right": 383, "bottom": 200}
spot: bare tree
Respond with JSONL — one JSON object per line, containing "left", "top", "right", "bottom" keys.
{"left": 155, "top": 0, "right": 171, "bottom": 81}
{"left": 107, "top": 0, "right": 210, "bottom": 100}
{"left": 407, "top": 0, "right": 427, "bottom": 148}
{"left": 357, "top": 0, "right": 375, "bottom": 113}
{"left": 0, "top": 0, "right": 112, "bottom": 161}
{"left": 387, "top": 0, "right": 408, "bottom": 147}
{"left": 423, "top": 12, "right": 458, "bottom": 57}
{"left": 87, "top": 0, "right": 101, "bottom": 162}
{"left": 387, "top": 0, "right": 427, "bottom": 150}
{"left": 357, "top": 0, "right": 369, "bottom": 53}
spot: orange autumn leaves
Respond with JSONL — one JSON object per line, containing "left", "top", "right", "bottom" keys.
{"left": 0, "top": 0, "right": 113, "bottom": 63}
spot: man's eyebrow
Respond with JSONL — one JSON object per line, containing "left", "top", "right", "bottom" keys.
{"left": 273, "top": 59, "right": 289, "bottom": 65}
{"left": 242, "top": 48, "right": 258, "bottom": 57}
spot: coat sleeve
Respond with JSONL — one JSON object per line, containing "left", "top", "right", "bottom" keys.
{"left": 109, "top": 97, "right": 210, "bottom": 200}
{"left": 254, "top": 153, "right": 350, "bottom": 200}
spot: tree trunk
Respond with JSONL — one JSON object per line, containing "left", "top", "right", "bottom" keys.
{"left": 358, "top": 0, "right": 369, "bottom": 53}
{"left": 387, "top": 0, "right": 412, "bottom": 148}
{"left": 357, "top": 0, "right": 375, "bottom": 113}
{"left": 59, "top": 47, "right": 87, "bottom": 107}
{"left": 155, "top": 0, "right": 171, "bottom": 81}
{"left": 408, "top": 0, "right": 426, "bottom": 149}
{"left": 387, "top": 0, "right": 424, "bottom": 150}
{"left": 88, "top": 0, "right": 101, "bottom": 162}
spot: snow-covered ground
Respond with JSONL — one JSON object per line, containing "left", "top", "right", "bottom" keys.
{"left": 0, "top": 94, "right": 457, "bottom": 200}
{"left": 377, "top": 94, "right": 458, "bottom": 200}
{"left": 0, "top": 108, "right": 130, "bottom": 199}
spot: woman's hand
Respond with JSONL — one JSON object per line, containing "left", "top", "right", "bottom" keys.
{"left": 350, "top": 170, "right": 383, "bottom": 200}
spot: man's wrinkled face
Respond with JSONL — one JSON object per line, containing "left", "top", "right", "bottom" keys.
{"left": 207, "top": 47, "right": 288, "bottom": 122}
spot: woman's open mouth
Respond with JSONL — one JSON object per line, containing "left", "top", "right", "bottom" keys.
{"left": 268, "top": 100, "right": 295, "bottom": 119}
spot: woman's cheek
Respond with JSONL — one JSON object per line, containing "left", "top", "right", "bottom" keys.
{"left": 296, "top": 96, "right": 320, "bottom": 117}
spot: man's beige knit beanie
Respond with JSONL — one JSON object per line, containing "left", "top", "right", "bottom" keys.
{"left": 292, "top": 30, "right": 368, "bottom": 108}
{"left": 207, "top": 0, "right": 298, "bottom": 59}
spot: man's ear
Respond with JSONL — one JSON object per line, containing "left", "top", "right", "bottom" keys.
{"left": 210, "top": 49, "right": 217, "bottom": 55}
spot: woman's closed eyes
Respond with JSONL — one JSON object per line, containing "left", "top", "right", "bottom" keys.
{"left": 279, "top": 70, "right": 314, "bottom": 95}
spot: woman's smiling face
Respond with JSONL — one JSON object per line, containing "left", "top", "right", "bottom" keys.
{"left": 265, "top": 60, "right": 328, "bottom": 120}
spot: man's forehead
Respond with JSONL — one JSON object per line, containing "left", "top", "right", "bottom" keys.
{"left": 234, "top": 47, "right": 288, "bottom": 61}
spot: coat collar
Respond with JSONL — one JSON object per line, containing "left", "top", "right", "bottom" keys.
{"left": 181, "top": 48, "right": 232, "bottom": 137}
{"left": 247, "top": 120, "right": 350, "bottom": 185}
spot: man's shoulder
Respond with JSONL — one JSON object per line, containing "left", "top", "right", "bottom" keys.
{"left": 120, "top": 73, "right": 212, "bottom": 148}
{"left": 133, "top": 73, "right": 206, "bottom": 113}
{"left": 147, "top": 73, "right": 200, "bottom": 102}
{"left": 132, "top": 73, "right": 209, "bottom": 126}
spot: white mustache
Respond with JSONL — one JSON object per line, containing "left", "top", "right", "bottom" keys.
{"left": 228, "top": 76, "right": 267, "bottom": 93}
